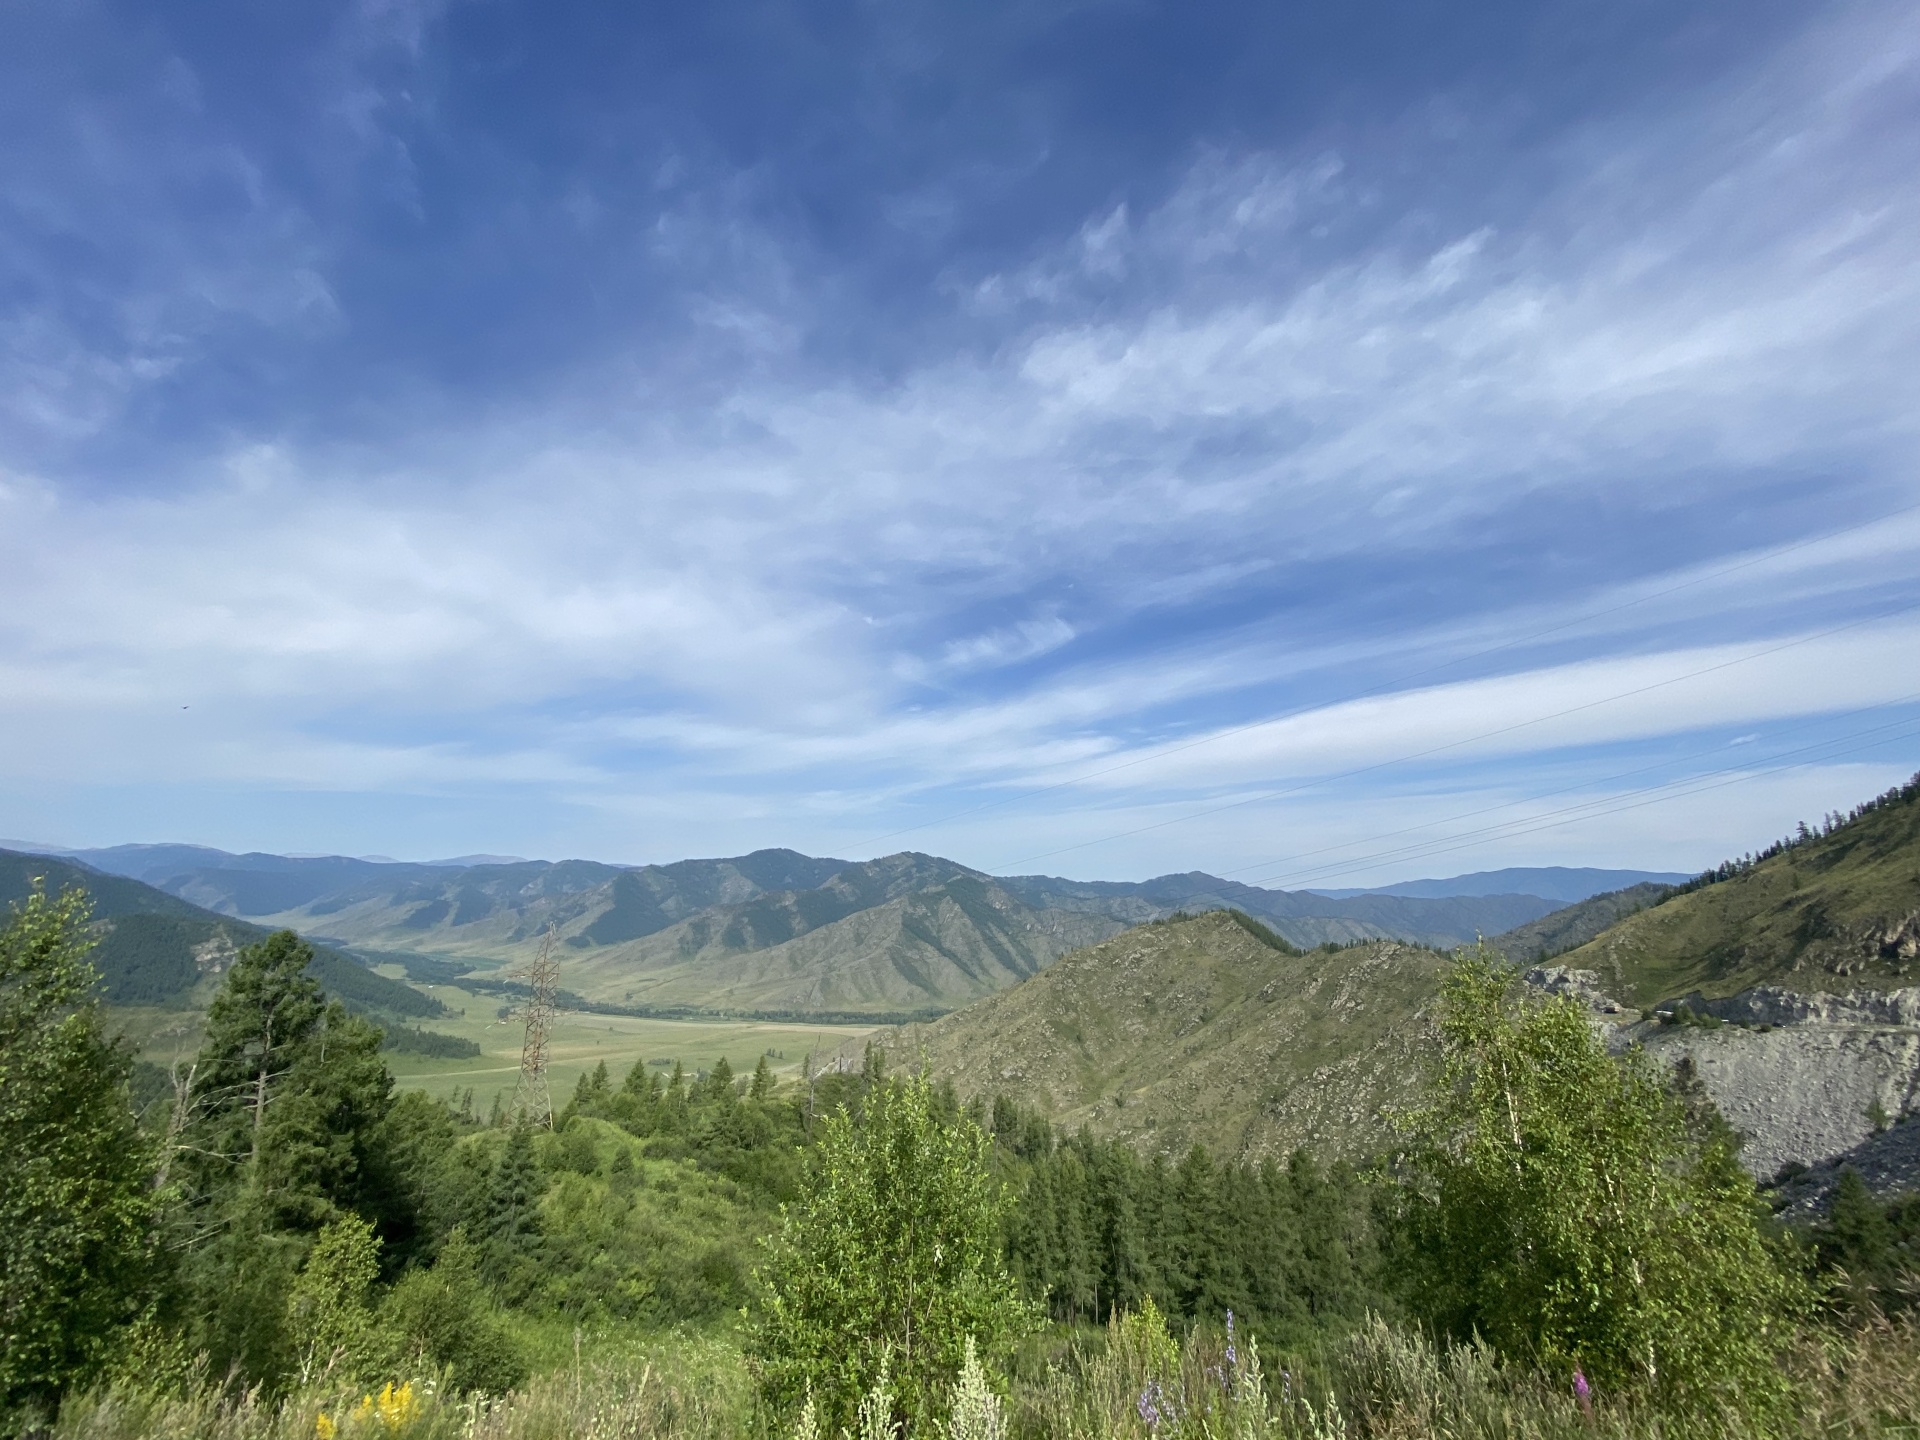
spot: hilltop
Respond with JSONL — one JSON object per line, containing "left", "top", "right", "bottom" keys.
{"left": 1553, "top": 773, "right": 1920, "bottom": 1004}
{"left": 0, "top": 848, "right": 439, "bottom": 1019}
{"left": 864, "top": 910, "right": 1448, "bottom": 1162}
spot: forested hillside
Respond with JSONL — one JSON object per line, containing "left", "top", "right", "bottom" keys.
{"left": 0, "top": 849, "right": 439, "bottom": 1018}
{"left": 1555, "top": 772, "right": 1920, "bottom": 1003}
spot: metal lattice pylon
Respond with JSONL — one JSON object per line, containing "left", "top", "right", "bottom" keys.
{"left": 510, "top": 928, "right": 561, "bottom": 1128}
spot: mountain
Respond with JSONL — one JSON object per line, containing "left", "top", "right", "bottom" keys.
{"left": 863, "top": 910, "right": 1448, "bottom": 1161}
{"left": 1309, "top": 866, "right": 1690, "bottom": 902}
{"left": 1482, "top": 882, "right": 1675, "bottom": 963}
{"left": 1552, "top": 772, "right": 1920, "bottom": 1006}
{"left": 72, "top": 845, "right": 848, "bottom": 951}
{"left": 567, "top": 865, "right": 1123, "bottom": 1016}
{"left": 43, "top": 841, "right": 1565, "bottom": 1016}
{"left": 1001, "top": 871, "right": 1563, "bottom": 947}
{"left": 0, "top": 848, "right": 440, "bottom": 1018}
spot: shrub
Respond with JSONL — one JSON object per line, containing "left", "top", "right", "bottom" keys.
{"left": 748, "top": 1070, "right": 1035, "bottom": 1436}
{"left": 1386, "top": 948, "right": 1812, "bottom": 1419}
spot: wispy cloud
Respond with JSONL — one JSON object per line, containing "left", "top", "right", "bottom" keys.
{"left": 1, "top": 0, "right": 1917, "bottom": 873}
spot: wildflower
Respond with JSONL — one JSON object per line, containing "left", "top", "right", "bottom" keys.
{"left": 315, "top": 1415, "right": 336, "bottom": 1440}
{"left": 1225, "top": 1309, "right": 1237, "bottom": 1370}
{"left": 1573, "top": 1368, "right": 1592, "bottom": 1417}
{"left": 376, "top": 1381, "right": 418, "bottom": 1429}
{"left": 1137, "top": 1379, "right": 1170, "bottom": 1430}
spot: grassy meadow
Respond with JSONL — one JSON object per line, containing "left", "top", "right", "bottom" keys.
{"left": 108, "top": 973, "right": 878, "bottom": 1117}
{"left": 377, "top": 976, "right": 878, "bottom": 1109}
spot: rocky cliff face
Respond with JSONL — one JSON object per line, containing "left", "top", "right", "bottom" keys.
{"left": 1526, "top": 966, "right": 1920, "bottom": 1188}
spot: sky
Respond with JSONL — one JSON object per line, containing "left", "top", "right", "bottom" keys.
{"left": 3, "top": 0, "right": 1919, "bottom": 883}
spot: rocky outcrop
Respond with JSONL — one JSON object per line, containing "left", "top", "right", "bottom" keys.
{"left": 1634, "top": 1021, "right": 1920, "bottom": 1181}
{"left": 1520, "top": 970, "right": 1920, "bottom": 1184}
{"left": 1771, "top": 1117, "right": 1920, "bottom": 1217}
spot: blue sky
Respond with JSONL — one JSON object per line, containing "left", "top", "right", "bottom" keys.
{"left": 3, "top": 0, "right": 1919, "bottom": 882}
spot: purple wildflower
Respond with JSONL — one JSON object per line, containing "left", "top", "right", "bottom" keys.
{"left": 1137, "top": 1381, "right": 1166, "bottom": 1430}
{"left": 1574, "top": 1367, "right": 1592, "bottom": 1416}
{"left": 1225, "top": 1309, "right": 1237, "bottom": 1369}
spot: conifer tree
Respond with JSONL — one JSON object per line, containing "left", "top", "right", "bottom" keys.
{"left": 0, "top": 886, "right": 154, "bottom": 1423}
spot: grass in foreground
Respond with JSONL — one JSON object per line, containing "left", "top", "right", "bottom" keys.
{"left": 51, "top": 1310, "right": 1920, "bottom": 1440}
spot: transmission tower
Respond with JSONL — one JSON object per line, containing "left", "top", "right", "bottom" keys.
{"left": 511, "top": 929, "right": 561, "bottom": 1129}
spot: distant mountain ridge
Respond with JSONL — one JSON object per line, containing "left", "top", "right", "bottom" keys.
{"left": 1308, "top": 866, "right": 1689, "bottom": 902}
{"left": 0, "top": 848, "right": 439, "bottom": 1019}
{"left": 12, "top": 839, "right": 1591, "bottom": 1020}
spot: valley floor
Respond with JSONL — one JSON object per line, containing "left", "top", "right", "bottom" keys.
{"left": 111, "top": 980, "right": 878, "bottom": 1116}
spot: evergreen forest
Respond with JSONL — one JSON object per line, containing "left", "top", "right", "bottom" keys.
{"left": 4, "top": 881, "right": 1918, "bottom": 1440}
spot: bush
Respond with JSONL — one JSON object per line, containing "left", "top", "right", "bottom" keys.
{"left": 1386, "top": 949, "right": 1812, "bottom": 1419}
{"left": 748, "top": 1069, "right": 1035, "bottom": 1436}
{"left": 378, "top": 1230, "right": 527, "bottom": 1394}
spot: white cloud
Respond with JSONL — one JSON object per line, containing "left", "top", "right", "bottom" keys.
{"left": 4, "top": 1, "right": 1920, "bottom": 870}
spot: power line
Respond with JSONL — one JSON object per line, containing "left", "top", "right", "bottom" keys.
{"left": 1215, "top": 697, "right": 1920, "bottom": 885}
{"left": 1241, "top": 711, "right": 1920, "bottom": 890}
{"left": 855, "top": 501, "right": 1920, "bottom": 853}
{"left": 988, "top": 596, "right": 1920, "bottom": 871}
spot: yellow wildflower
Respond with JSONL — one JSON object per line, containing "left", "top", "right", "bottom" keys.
{"left": 376, "top": 1380, "right": 418, "bottom": 1429}
{"left": 315, "top": 1415, "right": 336, "bottom": 1440}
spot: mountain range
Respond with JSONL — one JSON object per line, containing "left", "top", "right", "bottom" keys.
{"left": 863, "top": 773, "right": 1920, "bottom": 1197}
{"left": 1306, "top": 866, "right": 1688, "bottom": 902}
{"left": 6, "top": 839, "right": 1591, "bottom": 1017}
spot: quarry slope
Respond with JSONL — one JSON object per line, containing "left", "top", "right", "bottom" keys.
{"left": 865, "top": 911, "right": 1448, "bottom": 1161}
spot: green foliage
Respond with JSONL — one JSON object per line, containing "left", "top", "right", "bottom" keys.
{"left": 285, "top": 1215, "right": 383, "bottom": 1384}
{"left": 377, "top": 1228, "right": 527, "bottom": 1393}
{"left": 1001, "top": 1112, "right": 1385, "bottom": 1339}
{"left": 749, "top": 1070, "right": 1035, "bottom": 1437}
{"left": 377, "top": 1025, "right": 481, "bottom": 1060}
{"left": 0, "top": 886, "right": 155, "bottom": 1427}
{"left": 181, "top": 931, "right": 399, "bottom": 1232}
{"left": 1804, "top": 1169, "right": 1920, "bottom": 1316}
{"left": 1387, "top": 948, "right": 1812, "bottom": 1418}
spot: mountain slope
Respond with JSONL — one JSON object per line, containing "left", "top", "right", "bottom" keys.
{"left": 864, "top": 911, "right": 1448, "bottom": 1160}
{"left": 562, "top": 867, "right": 1122, "bottom": 1014}
{"left": 1483, "top": 882, "right": 1674, "bottom": 964}
{"left": 1555, "top": 773, "right": 1920, "bottom": 1005}
{"left": 0, "top": 849, "right": 439, "bottom": 1017}
{"left": 1002, "top": 871, "right": 1562, "bottom": 947}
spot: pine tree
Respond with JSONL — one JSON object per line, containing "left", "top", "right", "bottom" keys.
{"left": 486, "top": 1120, "right": 540, "bottom": 1244}
{"left": 751, "top": 1055, "right": 776, "bottom": 1102}
{"left": 0, "top": 886, "right": 154, "bottom": 1421}
{"left": 193, "top": 929, "right": 326, "bottom": 1173}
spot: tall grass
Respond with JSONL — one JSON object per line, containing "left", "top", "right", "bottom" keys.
{"left": 1012, "top": 1310, "right": 1920, "bottom": 1440}
{"left": 50, "top": 1315, "right": 1920, "bottom": 1440}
